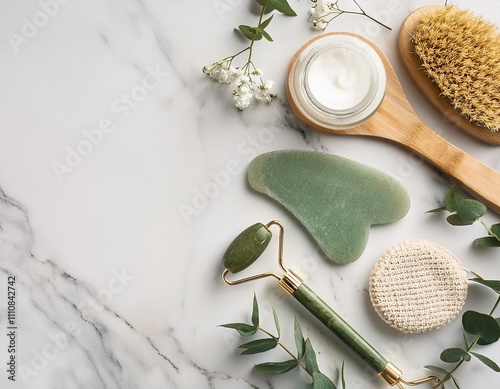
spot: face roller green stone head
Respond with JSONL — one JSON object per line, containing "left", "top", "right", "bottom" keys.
{"left": 222, "top": 221, "right": 444, "bottom": 389}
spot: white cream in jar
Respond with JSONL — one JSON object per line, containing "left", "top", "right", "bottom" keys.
{"left": 287, "top": 33, "right": 387, "bottom": 130}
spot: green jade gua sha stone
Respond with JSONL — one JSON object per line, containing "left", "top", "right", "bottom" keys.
{"left": 247, "top": 150, "right": 410, "bottom": 264}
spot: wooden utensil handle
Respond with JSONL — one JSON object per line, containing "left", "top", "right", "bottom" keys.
{"left": 405, "top": 122, "right": 500, "bottom": 213}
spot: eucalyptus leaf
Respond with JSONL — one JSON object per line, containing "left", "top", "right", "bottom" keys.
{"left": 220, "top": 322, "right": 258, "bottom": 336}
{"left": 446, "top": 214, "right": 473, "bottom": 226}
{"left": 470, "top": 352, "right": 500, "bottom": 372}
{"left": 475, "top": 237, "right": 500, "bottom": 247}
{"left": 259, "top": 15, "right": 274, "bottom": 30}
{"left": 255, "top": 0, "right": 275, "bottom": 13}
{"left": 340, "top": 361, "right": 346, "bottom": 389}
{"left": 426, "top": 206, "right": 446, "bottom": 214}
{"left": 312, "top": 371, "right": 337, "bottom": 389}
{"left": 491, "top": 223, "right": 500, "bottom": 236}
{"left": 254, "top": 360, "right": 298, "bottom": 375}
{"left": 294, "top": 318, "right": 305, "bottom": 359}
{"left": 456, "top": 199, "right": 487, "bottom": 223}
{"left": 271, "top": 303, "right": 280, "bottom": 338}
{"left": 260, "top": 29, "right": 273, "bottom": 42}
{"left": 238, "top": 25, "right": 260, "bottom": 41}
{"left": 470, "top": 278, "right": 500, "bottom": 294}
{"left": 305, "top": 338, "right": 319, "bottom": 375}
{"left": 444, "top": 185, "right": 461, "bottom": 212}
{"left": 440, "top": 348, "right": 471, "bottom": 363}
{"left": 239, "top": 338, "right": 278, "bottom": 355}
{"left": 267, "top": 0, "right": 297, "bottom": 16}
{"left": 425, "top": 365, "right": 449, "bottom": 375}
{"left": 462, "top": 311, "right": 500, "bottom": 344}
{"left": 252, "top": 293, "right": 259, "bottom": 327}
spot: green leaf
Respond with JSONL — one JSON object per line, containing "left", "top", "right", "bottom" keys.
{"left": 446, "top": 214, "right": 473, "bottom": 226}
{"left": 268, "top": 0, "right": 297, "bottom": 16}
{"left": 254, "top": 360, "right": 298, "bottom": 375}
{"left": 259, "top": 14, "right": 274, "bottom": 30}
{"left": 260, "top": 29, "right": 273, "bottom": 42}
{"left": 444, "top": 185, "right": 461, "bottom": 212}
{"left": 294, "top": 318, "right": 305, "bottom": 359}
{"left": 239, "top": 338, "right": 278, "bottom": 355}
{"left": 271, "top": 303, "right": 280, "bottom": 338}
{"left": 456, "top": 199, "right": 487, "bottom": 223}
{"left": 220, "top": 323, "right": 257, "bottom": 336}
{"left": 256, "top": 0, "right": 275, "bottom": 13}
{"left": 426, "top": 206, "right": 446, "bottom": 214}
{"left": 462, "top": 311, "right": 500, "bottom": 344}
{"left": 238, "top": 25, "right": 261, "bottom": 41}
{"left": 475, "top": 237, "right": 500, "bottom": 247}
{"left": 425, "top": 365, "right": 449, "bottom": 375}
{"left": 470, "top": 278, "right": 500, "bottom": 294}
{"left": 491, "top": 223, "right": 500, "bottom": 236}
{"left": 340, "top": 361, "right": 346, "bottom": 389}
{"left": 312, "top": 371, "right": 337, "bottom": 389}
{"left": 304, "top": 338, "right": 319, "bottom": 375}
{"left": 440, "top": 348, "right": 471, "bottom": 363}
{"left": 470, "top": 352, "right": 500, "bottom": 372}
{"left": 252, "top": 293, "right": 259, "bottom": 327}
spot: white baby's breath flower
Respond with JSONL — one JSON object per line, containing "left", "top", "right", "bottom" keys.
{"left": 311, "top": 18, "right": 328, "bottom": 31}
{"left": 309, "top": 0, "right": 329, "bottom": 18}
{"left": 233, "top": 88, "right": 254, "bottom": 110}
{"left": 255, "top": 80, "right": 276, "bottom": 103}
{"left": 309, "top": 0, "right": 331, "bottom": 30}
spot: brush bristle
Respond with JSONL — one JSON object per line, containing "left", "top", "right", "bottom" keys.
{"left": 412, "top": 6, "right": 500, "bottom": 132}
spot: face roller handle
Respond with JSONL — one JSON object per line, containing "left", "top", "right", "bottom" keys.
{"left": 292, "top": 280, "right": 389, "bottom": 374}
{"left": 222, "top": 221, "right": 443, "bottom": 388}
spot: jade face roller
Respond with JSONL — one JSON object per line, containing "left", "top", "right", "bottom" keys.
{"left": 222, "top": 221, "right": 444, "bottom": 388}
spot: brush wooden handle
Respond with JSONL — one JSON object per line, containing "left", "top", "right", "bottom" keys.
{"left": 399, "top": 121, "right": 500, "bottom": 213}
{"left": 287, "top": 32, "right": 500, "bottom": 213}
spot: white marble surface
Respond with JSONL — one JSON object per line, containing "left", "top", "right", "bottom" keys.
{"left": 0, "top": 1, "right": 499, "bottom": 388}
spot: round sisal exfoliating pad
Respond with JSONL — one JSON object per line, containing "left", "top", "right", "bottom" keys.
{"left": 369, "top": 240, "right": 468, "bottom": 334}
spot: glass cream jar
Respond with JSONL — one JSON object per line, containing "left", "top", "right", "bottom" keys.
{"left": 287, "top": 33, "right": 387, "bottom": 130}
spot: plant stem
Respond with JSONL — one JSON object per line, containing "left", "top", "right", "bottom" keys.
{"left": 351, "top": 0, "right": 392, "bottom": 30}
{"left": 442, "top": 295, "right": 500, "bottom": 383}
{"left": 479, "top": 219, "right": 500, "bottom": 243}
{"left": 241, "top": 0, "right": 268, "bottom": 71}
{"left": 258, "top": 327, "right": 312, "bottom": 377}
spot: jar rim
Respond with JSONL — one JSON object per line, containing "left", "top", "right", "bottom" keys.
{"left": 288, "top": 33, "right": 387, "bottom": 131}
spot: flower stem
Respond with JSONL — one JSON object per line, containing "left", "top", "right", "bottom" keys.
{"left": 351, "top": 0, "right": 392, "bottom": 30}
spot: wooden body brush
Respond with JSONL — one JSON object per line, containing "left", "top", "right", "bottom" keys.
{"left": 286, "top": 32, "right": 500, "bottom": 214}
{"left": 399, "top": 5, "right": 500, "bottom": 145}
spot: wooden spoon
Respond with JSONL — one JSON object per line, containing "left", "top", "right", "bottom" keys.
{"left": 399, "top": 5, "right": 500, "bottom": 145}
{"left": 287, "top": 32, "right": 500, "bottom": 214}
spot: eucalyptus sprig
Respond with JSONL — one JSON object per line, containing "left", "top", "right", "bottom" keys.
{"left": 221, "top": 294, "right": 346, "bottom": 388}
{"left": 427, "top": 185, "right": 500, "bottom": 248}
{"left": 203, "top": 0, "right": 296, "bottom": 110}
{"left": 308, "top": 0, "right": 392, "bottom": 31}
{"left": 425, "top": 279, "right": 500, "bottom": 388}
